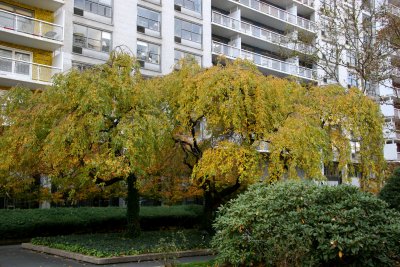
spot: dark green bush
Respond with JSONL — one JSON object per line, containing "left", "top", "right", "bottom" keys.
{"left": 212, "top": 181, "right": 400, "bottom": 267}
{"left": 0, "top": 205, "right": 203, "bottom": 241}
{"left": 379, "top": 167, "right": 400, "bottom": 212}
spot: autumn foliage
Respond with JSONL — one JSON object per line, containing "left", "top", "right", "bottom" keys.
{"left": 0, "top": 55, "right": 385, "bottom": 233}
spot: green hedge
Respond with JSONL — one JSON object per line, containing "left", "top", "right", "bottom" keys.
{"left": 0, "top": 205, "right": 203, "bottom": 240}
{"left": 212, "top": 182, "right": 400, "bottom": 266}
{"left": 379, "top": 167, "right": 400, "bottom": 212}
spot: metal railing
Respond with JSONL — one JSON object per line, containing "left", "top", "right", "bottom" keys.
{"left": 394, "top": 108, "right": 400, "bottom": 119}
{"left": 231, "top": 0, "right": 315, "bottom": 32}
{"left": 389, "top": 3, "right": 400, "bottom": 17}
{"left": 212, "top": 11, "right": 314, "bottom": 54}
{"left": 143, "top": 0, "right": 161, "bottom": 5}
{"left": 0, "top": 9, "right": 63, "bottom": 42}
{"left": 212, "top": 41, "right": 315, "bottom": 80}
{"left": 294, "top": 0, "right": 314, "bottom": 8}
{"left": 0, "top": 56, "right": 61, "bottom": 83}
{"left": 393, "top": 68, "right": 400, "bottom": 77}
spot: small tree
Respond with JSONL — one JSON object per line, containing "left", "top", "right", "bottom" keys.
{"left": 299, "top": 0, "right": 393, "bottom": 94}
{"left": 379, "top": 167, "right": 400, "bottom": 212}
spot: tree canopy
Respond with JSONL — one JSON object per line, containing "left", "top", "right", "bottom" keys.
{"left": 158, "top": 59, "right": 385, "bottom": 229}
{"left": 0, "top": 52, "right": 171, "bottom": 236}
{"left": 0, "top": 56, "right": 385, "bottom": 231}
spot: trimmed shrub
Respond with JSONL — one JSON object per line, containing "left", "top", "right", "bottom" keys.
{"left": 0, "top": 205, "right": 203, "bottom": 241}
{"left": 379, "top": 167, "right": 400, "bottom": 212}
{"left": 212, "top": 181, "right": 400, "bottom": 266}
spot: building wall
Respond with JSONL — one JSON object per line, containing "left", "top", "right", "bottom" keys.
{"left": 61, "top": 0, "right": 212, "bottom": 73}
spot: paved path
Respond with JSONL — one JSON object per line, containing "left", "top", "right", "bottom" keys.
{"left": 0, "top": 245, "right": 215, "bottom": 267}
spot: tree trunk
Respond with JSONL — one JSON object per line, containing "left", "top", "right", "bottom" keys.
{"left": 203, "top": 190, "right": 214, "bottom": 233}
{"left": 126, "top": 173, "right": 140, "bottom": 237}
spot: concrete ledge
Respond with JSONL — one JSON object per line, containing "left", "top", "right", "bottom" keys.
{"left": 21, "top": 243, "right": 213, "bottom": 265}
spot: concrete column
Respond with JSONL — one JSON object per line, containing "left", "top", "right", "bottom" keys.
{"left": 39, "top": 175, "right": 51, "bottom": 209}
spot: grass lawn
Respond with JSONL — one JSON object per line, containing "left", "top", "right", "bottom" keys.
{"left": 31, "top": 229, "right": 211, "bottom": 258}
{"left": 0, "top": 205, "right": 203, "bottom": 240}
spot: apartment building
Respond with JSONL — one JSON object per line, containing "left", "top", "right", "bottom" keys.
{"left": 0, "top": 0, "right": 63, "bottom": 91}
{"left": 381, "top": 0, "right": 400, "bottom": 161}
{"left": 0, "top": 0, "right": 399, "bottom": 163}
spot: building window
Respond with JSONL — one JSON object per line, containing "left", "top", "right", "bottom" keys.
{"left": 347, "top": 72, "right": 358, "bottom": 87}
{"left": 0, "top": 47, "right": 31, "bottom": 77}
{"left": 137, "top": 7, "right": 161, "bottom": 33}
{"left": 347, "top": 50, "right": 357, "bottom": 66}
{"left": 137, "top": 41, "right": 160, "bottom": 66}
{"left": 74, "top": 0, "right": 112, "bottom": 18}
{"left": 174, "top": 50, "right": 201, "bottom": 65}
{"left": 72, "top": 61, "right": 93, "bottom": 71}
{"left": 174, "top": 0, "right": 201, "bottom": 14}
{"left": 73, "top": 24, "right": 112, "bottom": 53}
{"left": 175, "top": 18, "right": 202, "bottom": 44}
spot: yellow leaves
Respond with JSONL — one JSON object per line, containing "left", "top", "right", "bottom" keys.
{"left": 339, "top": 251, "right": 343, "bottom": 259}
{"left": 192, "top": 141, "right": 261, "bottom": 191}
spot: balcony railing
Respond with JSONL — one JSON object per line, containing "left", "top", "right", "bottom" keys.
{"left": 212, "top": 11, "right": 314, "bottom": 54}
{"left": 212, "top": 41, "right": 315, "bottom": 80}
{"left": 0, "top": 9, "right": 63, "bottom": 42}
{"left": 142, "top": 0, "right": 161, "bottom": 5}
{"left": 393, "top": 68, "right": 400, "bottom": 78}
{"left": 0, "top": 56, "right": 61, "bottom": 83}
{"left": 294, "top": 0, "right": 314, "bottom": 8}
{"left": 394, "top": 108, "right": 400, "bottom": 120}
{"left": 231, "top": 0, "right": 315, "bottom": 32}
{"left": 389, "top": 3, "right": 400, "bottom": 17}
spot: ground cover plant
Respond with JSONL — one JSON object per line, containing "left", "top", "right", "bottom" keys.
{"left": 177, "top": 260, "right": 217, "bottom": 267}
{"left": 31, "top": 229, "right": 210, "bottom": 258}
{"left": 212, "top": 181, "right": 400, "bottom": 266}
{"left": 0, "top": 205, "right": 202, "bottom": 240}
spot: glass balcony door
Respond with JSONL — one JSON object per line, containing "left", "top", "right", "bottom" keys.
{"left": 0, "top": 47, "right": 31, "bottom": 78}
{"left": 0, "top": 2, "right": 34, "bottom": 33}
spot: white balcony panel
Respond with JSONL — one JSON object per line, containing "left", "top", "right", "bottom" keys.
{"left": 389, "top": 3, "right": 400, "bottom": 17}
{"left": 264, "top": 0, "right": 315, "bottom": 15}
{"left": 14, "top": 0, "right": 64, "bottom": 12}
{"left": 384, "top": 143, "right": 400, "bottom": 161}
{"left": 0, "top": 56, "right": 61, "bottom": 89}
{"left": 0, "top": 9, "right": 63, "bottom": 51}
{"left": 212, "top": 0, "right": 315, "bottom": 33}
{"left": 142, "top": 0, "right": 161, "bottom": 5}
{"left": 212, "top": 41, "right": 315, "bottom": 81}
{"left": 212, "top": 11, "right": 314, "bottom": 55}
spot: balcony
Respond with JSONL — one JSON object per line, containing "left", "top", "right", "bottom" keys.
{"left": 142, "top": 0, "right": 161, "bottom": 5}
{"left": 294, "top": 0, "right": 314, "bottom": 9}
{"left": 0, "top": 9, "right": 63, "bottom": 51}
{"left": 212, "top": 41, "right": 315, "bottom": 81}
{"left": 212, "top": 11, "right": 314, "bottom": 55}
{"left": 395, "top": 108, "right": 400, "bottom": 120}
{"left": 222, "top": 0, "right": 316, "bottom": 33}
{"left": 14, "top": 0, "right": 64, "bottom": 12}
{"left": 389, "top": 3, "right": 400, "bottom": 17}
{"left": 0, "top": 56, "right": 61, "bottom": 89}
